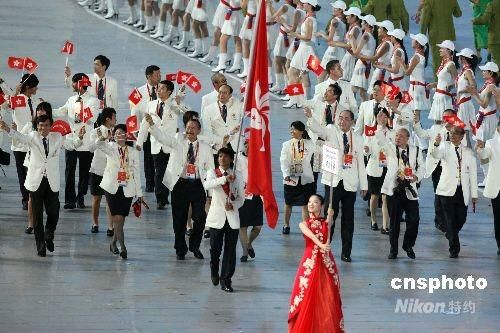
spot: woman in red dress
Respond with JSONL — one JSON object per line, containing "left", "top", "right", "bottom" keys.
{"left": 288, "top": 194, "right": 344, "bottom": 333}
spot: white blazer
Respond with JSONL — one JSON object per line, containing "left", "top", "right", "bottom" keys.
{"left": 354, "top": 99, "right": 381, "bottom": 137}
{"left": 9, "top": 130, "right": 82, "bottom": 192}
{"left": 280, "top": 139, "right": 315, "bottom": 185}
{"left": 477, "top": 132, "right": 500, "bottom": 199}
{"left": 131, "top": 83, "right": 158, "bottom": 124}
{"left": 304, "top": 100, "right": 342, "bottom": 142}
{"left": 202, "top": 97, "right": 244, "bottom": 149}
{"left": 148, "top": 125, "right": 215, "bottom": 191}
{"left": 10, "top": 93, "right": 32, "bottom": 152}
{"left": 204, "top": 167, "right": 245, "bottom": 229}
{"left": 200, "top": 89, "right": 218, "bottom": 114}
{"left": 381, "top": 143, "right": 425, "bottom": 199}
{"left": 89, "top": 125, "right": 113, "bottom": 176}
{"left": 307, "top": 118, "right": 368, "bottom": 192}
{"left": 364, "top": 127, "right": 395, "bottom": 177}
{"left": 430, "top": 142, "right": 478, "bottom": 205}
{"left": 54, "top": 91, "right": 99, "bottom": 151}
{"left": 96, "top": 141, "right": 143, "bottom": 198}
{"left": 65, "top": 74, "right": 118, "bottom": 110}
{"left": 313, "top": 78, "right": 357, "bottom": 114}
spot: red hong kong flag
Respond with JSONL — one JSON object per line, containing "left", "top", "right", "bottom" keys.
{"left": 443, "top": 114, "right": 465, "bottom": 129}
{"left": 284, "top": 83, "right": 305, "bottom": 96}
{"left": 80, "top": 107, "right": 93, "bottom": 123}
{"left": 23, "top": 57, "right": 38, "bottom": 73}
{"left": 61, "top": 40, "right": 75, "bottom": 55}
{"left": 306, "top": 55, "right": 324, "bottom": 76}
{"left": 50, "top": 119, "right": 72, "bottom": 136}
{"left": 400, "top": 91, "right": 413, "bottom": 104}
{"left": 77, "top": 77, "right": 92, "bottom": 90}
{"left": 364, "top": 124, "right": 377, "bottom": 137}
{"left": 381, "top": 81, "right": 397, "bottom": 97}
{"left": 7, "top": 56, "right": 24, "bottom": 70}
{"left": 126, "top": 115, "right": 139, "bottom": 133}
{"left": 186, "top": 75, "right": 202, "bottom": 93}
{"left": 165, "top": 73, "right": 177, "bottom": 81}
{"left": 240, "top": 80, "right": 247, "bottom": 94}
{"left": 128, "top": 88, "right": 142, "bottom": 105}
{"left": 176, "top": 70, "right": 193, "bottom": 84}
{"left": 243, "top": 0, "right": 279, "bottom": 229}
{"left": 10, "top": 95, "right": 27, "bottom": 108}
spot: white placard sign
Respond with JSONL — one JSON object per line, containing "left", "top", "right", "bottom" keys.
{"left": 321, "top": 144, "right": 340, "bottom": 175}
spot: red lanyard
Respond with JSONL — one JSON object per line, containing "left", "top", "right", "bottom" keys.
{"left": 118, "top": 146, "right": 128, "bottom": 169}
{"left": 292, "top": 139, "right": 304, "bottom": 160}
{"left": 436, "top": 58, "right": 452, "bottom": 75}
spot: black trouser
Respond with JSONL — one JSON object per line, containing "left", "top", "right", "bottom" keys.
{"left": 210, "top": 220, "right": 239, "bottom": 284}
{"left": 387, "top": 192, "right": 420, "bottom": 255}
{"left": 431, "top": 164, "right": 444, "bottom": 227}
{"left": 13, "top": 151, "right": 29, "bottom": 204}
{"left": 143, "top": 134, "right": 155, "bottom": 191}
{"left": 31, "top": 177, "right": 60, "bottom": 253}
{"left": 152, "top": 150, "right": 170, "bottom": 204}
{"left": 324, "top": 181, "right": 356, "bottom": 257}
{"left": 439, "top": 186, "right": 468, "bottom": 255}
{"left": 491, "top": 193, "right": 500, "bottom": 249}
{"left": 171, "top": 179, "right": 206, "bottom": 255}
{"left": 65, "top": 150, "right": 92, "bottom": 204}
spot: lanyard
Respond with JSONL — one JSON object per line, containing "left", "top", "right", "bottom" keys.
{"left": 146, "top": 84, "right": 158, "bottom": 101}
{"left": 118, "top": 146, "right": 129, "bottom": 170}
{"left": 395, "top": 145, "right": 409, "bottom": 167}
{"left": 292, "top": 139, "right": 304, "bottom": 161}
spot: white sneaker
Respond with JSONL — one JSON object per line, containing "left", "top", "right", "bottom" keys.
{"left": 104, "top": 10, "right": 116, "bottom": 19}
{"left": 280, "top": 94, "right": 290, "bottom": 101}
{"left": 133, "top": 19, "right": 144, "bottom": 28}
{"left": 150, "top": 29, "right": 164, "bottom": 39}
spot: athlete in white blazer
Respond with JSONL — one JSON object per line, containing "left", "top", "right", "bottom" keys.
{"left": 200, "top": 73, "right": 227, "bottom": 114}
{"left": 354, "top": 82, "right": 386, "bottom": 137}
{"left": 431, "top": 126, "right": 478, "bottom": 258}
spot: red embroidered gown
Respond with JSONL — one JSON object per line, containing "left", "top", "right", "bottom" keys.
{"left": 288, "top": 217, "right": 344, "bottom": 333}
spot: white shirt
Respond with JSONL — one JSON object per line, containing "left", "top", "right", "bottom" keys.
{"left": 313, "top": 78, "right": 357, "bottom": 114}
{"left": 89, "top": 125, "right": 113, "bottom": 176}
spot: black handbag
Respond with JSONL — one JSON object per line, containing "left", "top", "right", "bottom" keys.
{"left": 0, "top": 148, "right": 10, "bottom": 166}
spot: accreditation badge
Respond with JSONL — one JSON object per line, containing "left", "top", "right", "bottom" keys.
{"left": 404, "top": 167, "right": 413, "bottom": 180}
{"left": 117, "top": 168, "right": 128, "bottom": 186}
{"left": 186, "top": 163, "right": 197, "bottom": 179}
{"left": 378, "top": 151, "right": 387, "bottom": 168}
{"left": 342, "top": 154, "right": 353, "bottom": 169}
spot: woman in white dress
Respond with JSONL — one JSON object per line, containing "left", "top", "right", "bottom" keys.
{"left": 150, "top": 0, "right": 174, "bottom": 39}
{"left": 455, "top": 48, "right": 478, "bottom": 146}
{"left": 161, "top": 0, "right": 187, "bottom": 43}
{"left": 316, "top": 1, "right": 347, "bottom": 83}
{"left": 237, "top": 0, "right": 257, "bottom": 79}
{"left": 269, "top": 0, "right": 297, "bottom": 93}
{"left": 212, "top": 0, "right": 244, "bottom": 73}
{"left": 186, "top": 0, "right": 210, "bottom": 57}
{"left": 373, "top": 29, "right": 409, "bottom": 92}
{"left": 283, "top": 0, "right": 320, "bottom": 108}
{"left": 427, "top": 40, "right": 458, "bottom": 122}
{"left": 350, "top": 14, "right": 376, "bottom": 102}
{"left": 172, "top": 0, "right": 195, "bottom": 51}
{"left": 333, "top": 7, "right": 362, "bottom": 82}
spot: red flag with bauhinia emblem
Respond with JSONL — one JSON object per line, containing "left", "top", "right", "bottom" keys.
{"left": 176, "top": 70, "right": 193, "bottom": 84}
{"left": 10, "top": 95, "right": 26, "bottom": 108}
{"left": 243, "top": 0, "right": 279, "bottom": 229}
{"left": 365, "top": 124, "right": 377, "bottom": 137}
{"left": 306, "top": 55, "right": 324, "bottom": 76}
{"left": 443, "top": 114, "right": 465, "bottom": 129}
{"left": 7, "top": 56, "right": 24, "bottom": 70}
{"left": 0, "top": 93, "right": 6, "bottom": 106}
{"left": 23, "top": 57, "right": 38, "bottom": 73}
{"left": 80, "top": 106, "right": 93, "bottom": 123}
{"left": 61, "top": 40, "right": 75, "bottom": 55}
{"left": 126, "top": 115, "right": 139, "bottom": 133}
{"left": 77, "top": 76, "right": 92, "bottom": 90}
{"left": 50, "top": 120, "right": 72, "bottom": 136}
{"left": 284, "top": 83, "right": 305, "bottom": 96}
{"left": 186, "top": 75, "right": 202, "bottom": 93}
{"left": 165, "top": 73, "right": 177, "bottom": 81}
{"left": 128, "top": 88, "right": 142, "bottom": 105}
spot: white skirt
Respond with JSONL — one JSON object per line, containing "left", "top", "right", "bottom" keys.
{"left": 239, "top": 15, "right": 255, "bottom": 40}
{"left": 273, "top": 32, "right": 290, "bottom": 58}
{"left": 341, "top": 52, "right": 356, "bottom": 81}
{"left": 320, "top": 46, "right": 345, "bottom": 68}
{"left": 185, "top": 0, "right": 195, "bottom": 14}
{"left": 290, "top": 43, "right": 315, "bottom": 71}
{"left": 478, "top": 111, "right": 497, "bottom": 141}
{"left": 457, "top": 100, "right": 476, "bottom": 130}
{"left": 389, "top": 76, "right": 408, "bottom": 92}
{"left": 350, "top": 59, "right": 371, "bottom": 90}
{"left": 428, "top": 92, "right": 453, "bottom": 120}
{"left": 173, "top": 0, "right": 186, "bottom": 11}
{"left": 267, "top": 23, "right": 278, "bottom": 51}
{"left": 191, "top": 4, "right": 208, "bottom": 21}
{"left": 161, "top": 0, "right": 173, "bottom": 4}
{"left": 221, "top": 10, "right": 242, "bottom": 36}
{"left": 367, "top": 68, "right": 388, "bottom": 94}
{"left": 212, "top": 4, "right": 226, "bottom": 29}
{"left": 409, "top": 82, "right": 431, "bottom": 110}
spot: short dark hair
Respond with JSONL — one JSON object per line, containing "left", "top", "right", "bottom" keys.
{"left": 183, "top": 110, "right": 199, "bottom": 126}
{"left": 35, "top": 114, "right": 53, "bottom": 126}
{"left": 186, "top": 118, "right": 202, "bottom": 129}
{"left": 373, "top": 80, "right": 384, "bottom": 88}
{"left": 145, "top": 65, "right": 160, "bottom": 77}
{"left": 72, "top": 73, "right": 89, "bottom": 83}
{"left": 217, "top": 147, "right": 235, "bottom": 160}
{"left": 340, "top": 109, "right": 355, "bottom": 120}
{"left": 33, "top": 102, "right": 53, "bottom": 130}
{"left": 101, "top": 107, "right": 116, "bottom": 123}
{"left": 114, "top": 123, "right": 127, "bottom": 133}
{"left": 325, "top": 60, "right": 340, "bottom": 74}
{"left": 219, "top": 84, "right": 233, "bottom": 94}
{"left": 20, "top": 74, "right": 39, "bottom": 93}
{"left": 452, "top": 126, "right": 465, "bottom": 136}
{"left": 94, "top": 55, "right": 110, "bottom": 70}
{"left": 160, "top": 80, "right": 175, "bottom": 93}
{"left": 397, "top": 128, "right": 410, "bottom": 138}
{"left": 328, "top": 83, "right": 342, "bottom": 98}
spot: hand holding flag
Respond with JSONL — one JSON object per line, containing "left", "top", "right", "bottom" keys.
{"left": 306, "top": 55, "right": 324, "bottom": 76}
{"left": 61, "top": 40, "right": 75, "bottom": 66}
{"left": 128, "top": 88, "right": 142, "bottom": 105}
{"left": 10, "top": 95, "right": 27, "bottom": 109}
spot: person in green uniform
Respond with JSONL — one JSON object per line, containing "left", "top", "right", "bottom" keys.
{"left": 362, "top": 0, "right": 390, "bottom": 21}
{"left": 420, "top": 0, "right": 462, "bottom": 76}
{"left": 471, "top": 0, "right": 492, "bottom": 62}
{"left": 473, "top": 0, "right": 499, "bottom": 64}
{"left": 389, "top": 0, "right": 409, "bottom": 33}
{"left": 348, "top": 0, "right": 368, "bottom": 8}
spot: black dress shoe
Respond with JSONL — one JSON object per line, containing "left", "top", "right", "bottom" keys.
{"left": 110, "top": 241, "right": 119, "bottom": 255}
{"left": 282, "top": 226, "right": 290, "bottom": 235}
{"left": 247, "top": 247, "right": 255, "bottom": 258}
{"left": 211, "top": 274, "right": 220, "bottom": 286}
{"left": 22, "top": 201, "right": 28, "bottom": 210}
{"left": 192, "top": 249, "right": 204, "bottom": 259}
{"left": 46, "top": 240, "right": 54, "bottom": 253}
{"left": 25, "top": 226, "right": 33, "bottom": 234}
{"left": 157, "top": 203, "right": 166, "bottom": 210}
{"left": 240, "top": 255, "right": 248, "bottom": 262}
{"left": 388, "top": 253, "right": 397, "bottom": 259}
{"left": 107, "top": 229, "right": 114, "bottom": 237}
{"left": 91, "top": 225, "right": 99, "bottom": 233}
{"left": 38, "top": 249, "right": 46, "bottom": 257}
{"left": 371, "top": 223, "right": 379, "bottom": 231}
{"left": 380, "top": 228, "right": 389, "bottom": 235}
{"left": 120, "top": 248, "right": 127, "bottom": 259}
{"left": 403, "top": 246, "right": 416, "bottom": 259}
{"left": 176, "top": 254, "right": 185, "bottom": 260}
{"left": 340, "top": 254, "right": 351, "bottom": 262}
{"left": 186, "top": 228, "right": 193, "bottom": 237}
{"left": 220, "top": 281, "right": 233, "bottom": 292}
{"left": 449, "top": 252, "right": 459, "bottom": 258}
{"left": 204, "top": 230, "right": 211, "bottom": 239}
{"left": 64, "top": 203, "right": 76, "bottom": 210}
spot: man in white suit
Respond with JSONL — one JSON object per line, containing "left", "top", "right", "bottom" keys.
{"left": 64, "top": 55, "right": 118, "bottom": 110}
{"left": 0, "top": 116, "right": 85, "bottom": 257}
{"left": 145, "top": 114, "right": 215, "bottom": 260}
{"left": 431, "top": 126, "right": 478, "bottom": 258}
{"left": 354, "top": 80, "right": 386, "bottom": 137}
{"left": 200, "top": 73, "right": 227, "bottom": 113}
{"left": 305, "top": 109, "right": 368, "bottom": 262}
{"left": 204, "top": 148, "right": 244, "bottom": 292}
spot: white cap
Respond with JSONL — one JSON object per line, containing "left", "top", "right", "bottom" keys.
{"left": 375, "top": 20, "right": 394, "bottom": 32}
{"left": 344, "top": 6, "right": 362, "bottom": 17}
{"left": 331, "top": 0, "right": 347, "bottom": 10}
{"left": 436, "top": 40, "right": 455, "bottom": 52}
{"left": 479, "top": 62, "right": 499, "bottom": 72}
{"left": 388, "top": 28, "right": 405, "bottom": 40}
{"left": 456, "top": 48, "right": 475, "bottom": 59}
{"left": 301, "top": 0, "right": 318, "bottom": 6}
{"left": 410, "top": 33, "right": 428, "bottom": 47}
{"left": 361, "top": 14, "right": 376, "bottom": 27}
